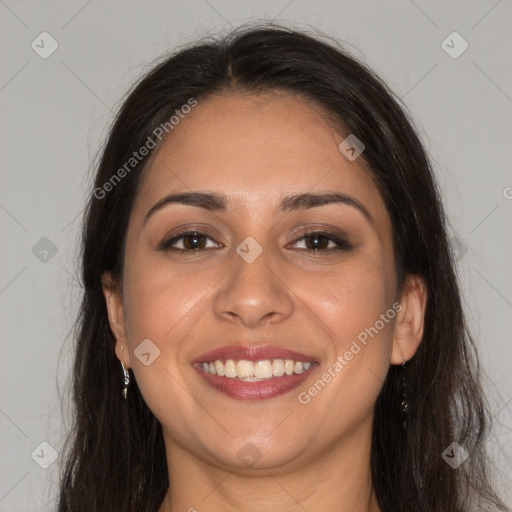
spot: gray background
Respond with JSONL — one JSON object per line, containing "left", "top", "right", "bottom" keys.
{"left": 1, "top": 1, "right": 511, "bottom": 510}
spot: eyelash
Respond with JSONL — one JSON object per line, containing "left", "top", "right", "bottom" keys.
{"left": 158, "top": 230, "right": 353, "bottom": 254}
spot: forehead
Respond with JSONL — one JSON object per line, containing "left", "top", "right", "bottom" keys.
{"left": 133, "top": 92, "right": 386, "bottom": 219}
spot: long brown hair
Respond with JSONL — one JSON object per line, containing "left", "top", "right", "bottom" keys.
{"left": 57, "top": 24, "right": 510, "bottom": 512}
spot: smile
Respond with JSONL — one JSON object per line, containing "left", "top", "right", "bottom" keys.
{"left": 192, "top": 345, "right": 319, "bottom": 400}
{"left": 199, "top": 358, "right": 313, "bottom": 380}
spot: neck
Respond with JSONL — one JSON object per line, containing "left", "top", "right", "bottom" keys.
{"left": 158, "top": 418, "right": 381, "bottom": 512}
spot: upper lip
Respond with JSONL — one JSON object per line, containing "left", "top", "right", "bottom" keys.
{"left": 192, "top": 345, "right": 318, "bottom": 364}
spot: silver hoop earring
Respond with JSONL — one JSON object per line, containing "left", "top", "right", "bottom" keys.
{"left": 121, "top": 362, "right": 130, "bottom": 400}
{"left": 400, "top": 355, "right": 409, "bottom": 429}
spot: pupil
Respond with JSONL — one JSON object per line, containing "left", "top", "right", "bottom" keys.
{"left": 307, "top": 234, "right": 328, "bottom": 250}
{"left": 185, "top": 233, "right": 204, "bottom": 250}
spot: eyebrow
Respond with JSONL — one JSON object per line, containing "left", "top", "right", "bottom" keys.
{"left": 143, "top": 191, "right": 373, "bottom": 225}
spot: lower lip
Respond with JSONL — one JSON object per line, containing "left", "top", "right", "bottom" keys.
{"left": 194, "top": 365, "right": 317, "bottom": 400}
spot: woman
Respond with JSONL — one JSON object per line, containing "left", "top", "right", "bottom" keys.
{"left": 57, "top": 24, "right": 510, "bottom": 512}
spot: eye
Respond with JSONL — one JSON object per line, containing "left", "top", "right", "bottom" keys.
{"left": 290, "top": 231, "right": 352, "bottom": 252}
{"left": 159, "top": 230, "right": 222, "bottom": 252}
{"left": 159, "top": 230, "right": 352, "bottom": 254}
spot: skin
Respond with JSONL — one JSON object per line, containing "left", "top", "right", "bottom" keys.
{"left": 103, "top": 92, "right": 427, "bottom": 512}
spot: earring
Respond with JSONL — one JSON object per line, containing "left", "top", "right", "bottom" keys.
{"left": 121, "top": 361, "right": 130, "bottom": 400}
{"left": 400, "top": 355, "right": 409, "bottom": 429}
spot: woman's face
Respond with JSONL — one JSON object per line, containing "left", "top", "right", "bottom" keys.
{"left": 104, "top": 92, "right": 422, "bottom": 472}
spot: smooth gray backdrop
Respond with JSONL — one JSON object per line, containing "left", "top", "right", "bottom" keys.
{"left": 1, "top": 1, "right": 511, "bottom": 510}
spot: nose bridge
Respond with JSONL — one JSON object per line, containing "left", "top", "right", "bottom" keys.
{"left": 213, "top": 238, "right": 294, "bottom": 327}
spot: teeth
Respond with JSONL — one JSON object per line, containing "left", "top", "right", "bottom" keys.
{"left": 237, "top": 360, "right": 254, "bottom": 379}
{"left": 214, "top": 360, "right": 224, "bottom": 376}
{"left": 200, "top": 358, "right": 314, "bottom": 380}
{"left": 224, "top": 359, "right": 237, "bottom": 378}
{"left": 254, "top": 360, "right": 273, "bottom": 379}
{"left": 294, "top": 361, "right": 304, "bottom": 374}
{"left": 272, "top": 359, "right": 285, "bottom": 377}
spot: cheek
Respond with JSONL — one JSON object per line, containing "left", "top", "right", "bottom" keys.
{"left": 294, "top": 260, "right": 396, "bottom": 433}
{"left": 120, "top": 256, "right": 212, "bottom": 425}
{"left": 300, "top": 257, "right": 395, "bottom": 354}
{"left": 122, "top": 255, "right": 213, "bottom": 344}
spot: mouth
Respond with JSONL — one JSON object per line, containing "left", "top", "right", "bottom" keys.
{"left": 192, "top": 346, "right": 319, "bottom": 400}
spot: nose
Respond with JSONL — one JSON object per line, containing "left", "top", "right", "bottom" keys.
{"left": 212, "top": 243, "right": 295, "bottom": 328}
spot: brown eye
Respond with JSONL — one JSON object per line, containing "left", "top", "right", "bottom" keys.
{"left": 304, "top": 233, "right": 332, "bottom": 250}
{"left": 181, "top": 232, "right": 207, "bottom": 250}
{"left": 159, "top": 231, "right": 220, "bottom": 252}
{"left": 291, "top": 232, "right": 352, "bottom": 252}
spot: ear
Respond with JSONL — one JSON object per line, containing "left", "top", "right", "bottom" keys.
{"left": 390, "top": 274, "right": 428, "bottom": 365}
{"left": 101, "top": 272, "right": 131, "bottom": 369}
